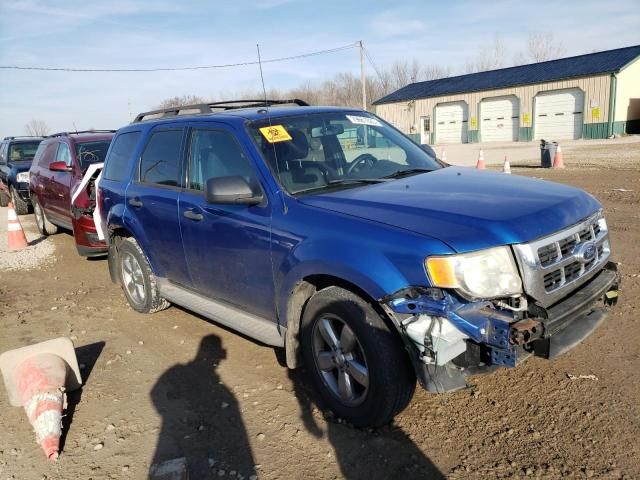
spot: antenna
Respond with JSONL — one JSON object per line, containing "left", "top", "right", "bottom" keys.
{"left": 73, "top": 122, "right": 78, "bottom": 134}
{"left": 257, "top": 43, "right": 287, "bottom": 213}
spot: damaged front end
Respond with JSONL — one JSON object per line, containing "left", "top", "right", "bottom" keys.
{"left": 381, "top": 261, "right": 619, "bottom": 393}
{"left": 70, "top": 163, "right": 107, "bottom": 256}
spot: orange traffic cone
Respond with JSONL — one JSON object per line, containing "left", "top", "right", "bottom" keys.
{"left": 0, "top": 338, "right": 82, "bottom": 461}
{"left": 476, "top": 150, "right": 486, "bottom": 169}
{"left": 553, "top": 144, "right": 565, "bottom": 169}
{"left": 7, "top": 202, "right": 28, "bottom": 251}
{"left": 503, "top": 155, "right": 511, "bottom": 174}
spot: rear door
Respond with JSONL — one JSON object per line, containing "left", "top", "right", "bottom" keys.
{"left": 124, "top": 126, "right": 192, "bottom": 286}
{"left": 178, "top": 123, "right": 275, "bottom": 319}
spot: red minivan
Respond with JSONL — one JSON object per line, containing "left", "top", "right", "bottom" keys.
{"left": 29, "top": 131, "right": 114, "bottom": 256}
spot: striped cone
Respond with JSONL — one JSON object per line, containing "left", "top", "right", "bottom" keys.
{"left": 476, "top": 150, "right": 486, "bottom": 169}
{"left": 0, "top": 338, "right": 82, "bottom": 462}
{"left": 553, "top": 144, "right": 565, "bottom": 169}
{"left": 7, "top": 202, "right": 28, "bottom": 251}
{"left": 503, "top": 155, "right": 511, "bottom": 174}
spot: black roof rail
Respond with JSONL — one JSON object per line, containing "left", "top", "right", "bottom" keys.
{"left": 3, "top": 135, "right": 44, "bottom": 140}
{"left": 48, "top": 130, "right": 116, "bottom": 138}
{"left": 133, "top": 99, "right": 310, "bottom": 123}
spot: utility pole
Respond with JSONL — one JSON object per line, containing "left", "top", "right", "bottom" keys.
{"left": 359, "top": 40, "right": 367, "bottom": 111}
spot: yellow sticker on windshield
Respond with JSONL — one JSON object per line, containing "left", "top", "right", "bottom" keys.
{"left": 259, "top": 125, "right": 292, "bottom": 143}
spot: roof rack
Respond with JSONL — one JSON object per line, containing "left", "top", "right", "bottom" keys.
{"left": 3, "top": 135, "right": 44, "bottom": 140}
{"left": 48, "top": 130, "right": 116, "bottom": 138}
{"left": 133, "top": 99, "right": 309, "bottom": 123}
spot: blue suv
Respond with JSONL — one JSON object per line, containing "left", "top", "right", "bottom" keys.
{"left": 99, "top": 100, "right": 619, "bottom": 426}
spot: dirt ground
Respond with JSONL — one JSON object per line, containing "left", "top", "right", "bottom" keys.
{"left": 1, "top": 145, "right": 639, "bottom": 479}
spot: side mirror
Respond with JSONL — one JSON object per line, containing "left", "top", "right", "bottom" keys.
{"left": 49, "top": 161, "right": 72, "bottom": 172}
{"left": 420, "top": 144, "right": 437, "bottom": 158}
{"left": 206, "top": 176, "right": 263, "bottom": 205}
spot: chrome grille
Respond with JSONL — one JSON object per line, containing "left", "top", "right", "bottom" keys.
{"left": 512, "top": 212, "right": 610, "bottom": 307}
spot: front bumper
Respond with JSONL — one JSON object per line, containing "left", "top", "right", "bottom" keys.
{"left": 384, "top": 261, "right": 620, "bottom": 393}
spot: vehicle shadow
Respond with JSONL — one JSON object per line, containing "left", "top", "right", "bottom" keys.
{"left": 149, "top": 334, "right": 255, "bottom": 479}
{"left": 60, "top": 341, "right": 105, "bottom": 452}
{"left": 288, "top": 368, "right": 446, "bottom": 480}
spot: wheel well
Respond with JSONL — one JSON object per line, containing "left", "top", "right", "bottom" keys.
{"left": 284, "top": 274, "right": 405, "bottom": 369}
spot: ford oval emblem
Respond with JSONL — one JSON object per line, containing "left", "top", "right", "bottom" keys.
{"left": 574, "top": 241, "right": 596, "bottom": 263}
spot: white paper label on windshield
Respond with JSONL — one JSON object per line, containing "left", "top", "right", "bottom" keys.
{"left": 346, "top": 115, "right": 382, "bottom": 127}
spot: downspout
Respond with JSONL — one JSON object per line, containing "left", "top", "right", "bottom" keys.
{"left": 607, "top": 73, "right": 618, "bottom": 137}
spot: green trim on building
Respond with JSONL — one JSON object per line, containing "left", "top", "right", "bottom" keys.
{"left": 519, "top": 127, "right": 533, "bottom": 142}
{"left": 583, "top": 122, "right": 608, "bottom": 139}
{"left": 407, "top": 133, "right": 421, "bottom": 144}
{"left": 430, "top": 132, "right": 436, "bottom": 144}
{"left": 607, "top": 73, "right": 617, "bottom": 137}
{"left": 613, "top": 120, "right": 640, "bottom": 135}
{"left": 468, "top": 130, "right": 479, "bottom": 143}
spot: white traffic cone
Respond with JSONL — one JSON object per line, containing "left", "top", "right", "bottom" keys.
{"left": 0, "top": 338, "right": 82, "bottom": 461}
{"left": 503, "top": 155, "right": 511, "bottom": 174}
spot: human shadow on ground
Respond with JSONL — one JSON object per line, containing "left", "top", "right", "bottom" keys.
{"left": 61, "top": 340, "right": 105, "bottom": 452}
{"left": 289, "top": 368, "right": 446, "bottom": 480}
{"left": 149, "top": 334, "right": 255, "bottom": 479}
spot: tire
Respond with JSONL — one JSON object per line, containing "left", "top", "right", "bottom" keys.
{"left": 32, "top": 197, "right": 58, "bottom": 236}
{"left": 117, "top": 237, "right": 170, "bottom": 314}
{"left": 10, "top": 185, "right": 29, "bottom": 215}
{"left": 0, "top": 189, "right": 9, "bottom": 207}
{"left": 301, "top": 286, "right": 416, "bottom": 427}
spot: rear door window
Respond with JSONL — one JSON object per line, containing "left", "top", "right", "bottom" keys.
{"left": 138, "top": 129, "right": 184, "bottom": 187}
{"left": 103, "top": 131, "right": 141, "bottom": 182}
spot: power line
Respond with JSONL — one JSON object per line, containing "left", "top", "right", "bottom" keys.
{"left": 362, "top": 46, "right": 385, "bottom": 85}
{"left": 0, "top": 42, "right": 360, "bottom": 72}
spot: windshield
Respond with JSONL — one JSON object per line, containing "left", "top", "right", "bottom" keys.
{"left": 248, "top": 111, "right": 442, "bottom": 195}
{"left": 75, "top": 141, "right": 111, "bottom": 170}
{"left": 8, "top": 141, "right": 41, "bottom": 162}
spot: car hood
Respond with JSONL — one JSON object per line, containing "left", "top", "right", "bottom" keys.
{"left": 298, "top": 167, "right": 601, "bottom": 253}
{"left": 10, "top": 160, "right": 33, "bottom": 173}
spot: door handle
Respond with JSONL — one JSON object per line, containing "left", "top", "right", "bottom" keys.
{"left": 128, "top": 197, "right": 143, "bottom": 208}
{"left": 183, "top": 210, "right": 203, "bottom": 221}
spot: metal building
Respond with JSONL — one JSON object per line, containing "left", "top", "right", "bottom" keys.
{"left": 373, "top": 45, "right": 640, "bottom": 144}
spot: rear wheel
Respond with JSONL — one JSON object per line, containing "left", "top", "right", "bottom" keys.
{"left": 32, "top": 197, "right": 58, "bottom": 235}
{"left": 301, "top": 286, "right": 416, "bottom": 427}
{"left": 118, "top": 237, "right": 170, "bottom": 314}
{"left": 10, "top": 186, "right": 29, "bottom": 215}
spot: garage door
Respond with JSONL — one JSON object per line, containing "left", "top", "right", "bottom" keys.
{"left": 535, "top": 89, "right": 584, "bottom": 140}
{"left": 480, "top": 96, "right": 519, "bottom": 142}
{"left": 435, "top": 102, "right": 468, "bottom": 144}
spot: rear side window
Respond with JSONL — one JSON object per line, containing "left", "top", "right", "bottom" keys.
{"left": 139, "top": 129, "right": 184, "bottom": 187}
{"left": 31, "top": 142, "right": 49, "bottom": 168}
{"left": 103, "top": 131, "right": 141, "bottom": 182}
{"left": 0, "top": 143, "right": 7, "bottom": 164}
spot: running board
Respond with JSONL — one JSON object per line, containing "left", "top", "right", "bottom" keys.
{"left": 157, "top": 279, "right": 284, "bottom": 347}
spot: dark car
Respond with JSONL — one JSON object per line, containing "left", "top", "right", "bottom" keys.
{"left": 29, "top": 130, "right": 114, "bottom": 256}
{"left": 0, "top": 136, "right": 44, "bottom": 214}
{"left": 98, "top": 100, "right": 619, "bottom": 427}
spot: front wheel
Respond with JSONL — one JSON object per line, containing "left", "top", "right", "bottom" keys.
{"left": 301, "top": 286, "right": 416, "bottom": 427}
{"left": 10, "top": 186, "right": 29, "bottom": 215}
{"left": 117, "top": 237, "right": 170, "bottom": 314}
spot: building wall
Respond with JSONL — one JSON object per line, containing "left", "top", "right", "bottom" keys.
{"left": 375, "top": 74, "right": 612, "bottom": 143}
{"left": 614, "top": 57, "right": 640, "bottom": 134}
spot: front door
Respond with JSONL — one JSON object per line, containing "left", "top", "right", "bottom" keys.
{"left": 178, "top": 124, "right": 275, "bottom": 319}
{"left": 49, "top": 142, "right": 73, "bottom": 222}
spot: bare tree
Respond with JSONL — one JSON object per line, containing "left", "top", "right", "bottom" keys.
{"left": 156, "top": 95, "right": 208, "bottom": 109}
{"left": 24, "top": 119, "right": 50, "bottom": 136}
{"left": 527, "top": 32, "right": 565, "bottom": 62}
{"left": 464, "top": 37, "right": 508, "bottom": 73}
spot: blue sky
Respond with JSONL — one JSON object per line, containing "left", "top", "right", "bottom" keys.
{"left": 1, "top": 0, "right": 639, "bottom": 135}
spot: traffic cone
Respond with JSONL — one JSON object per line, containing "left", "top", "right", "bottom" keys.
{"left": 553, "top": 144, "right": 565, "bottom": 169}
{"left": 441, "top": 149, "right": 447, "bottom": 163}
{"left": 476, "top": 150, "right": 486, "bottom": 169}
{"left": 503, "top": 155, "right": 511, "bottom": 174}
{"left": 0, "top": 338, "right": 82, "bottom": 461}
{"left": 7, "top": 202, "right": 28, "bottom": 251}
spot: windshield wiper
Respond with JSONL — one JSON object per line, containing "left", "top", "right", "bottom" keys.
{"left": 383, "top": 168, "right": 434, "bottom": 179}
{"left": 327, "top": 178, "right": 388, "bottom": 185}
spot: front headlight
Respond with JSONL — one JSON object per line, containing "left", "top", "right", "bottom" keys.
{"left": 426, "top": 246, "right": 522, "bottom": 299}
{"left": 16, "top": 172, "right": 30, "bottom": 183}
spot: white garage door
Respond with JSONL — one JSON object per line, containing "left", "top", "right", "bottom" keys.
{"left": 480, "top": 96, "right": 519, "bottom": 142}
{"left": 535, "top": 89, "right": 584, "bottom": 140}
{"left": 435, "top": 102, "right": 468, "bottom": 144}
